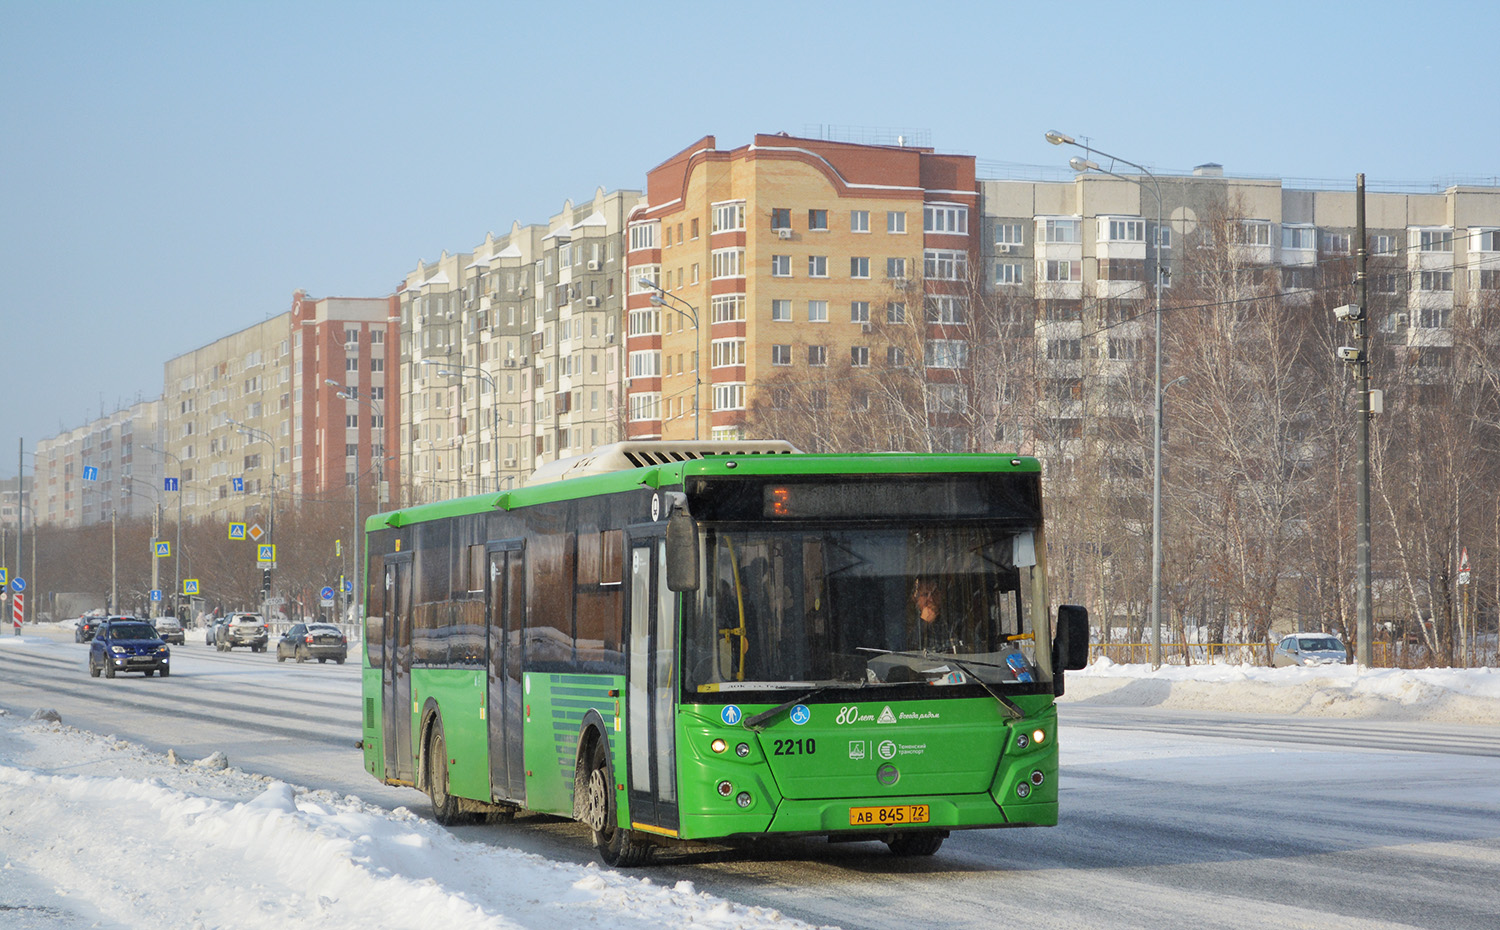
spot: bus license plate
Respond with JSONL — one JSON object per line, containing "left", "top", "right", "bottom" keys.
{"left": 849, "top": 804, "right": 929, "bottom": 826}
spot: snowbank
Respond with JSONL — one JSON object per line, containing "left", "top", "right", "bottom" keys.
{"left": 1064, "top": 659, "right": 1500, "bottom": 725}
{"left": 0, "top": 711, "right": 830, "bottom": 930}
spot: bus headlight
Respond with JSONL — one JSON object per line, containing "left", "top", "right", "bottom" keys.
{"left": 1016, "top": 782, "right": 1032, "bottom": 799}
{"left": 1032, "top": 728, "right": 1047, "bottom": 745}
{"left": 736, "top": 791, "right": 752, "bottom": 808}
{"left": 1015, "top": 732, "right": 1030, "bottom": 749}
{"left": 736, "top": 742, "right": 750, "bottom": 758}
{"left": 711, "top": 738, "right": 727, "bottom": 754}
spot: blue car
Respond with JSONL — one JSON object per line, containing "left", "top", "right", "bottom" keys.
{"left": 88, "top": 618, "right": 171, "bottom": 678}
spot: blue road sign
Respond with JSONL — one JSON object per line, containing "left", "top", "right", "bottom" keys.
{"left": 343, "top": 579, "right": 353, "bottom": 594}
{"left": 154, "top": 541, "right": 171, "bottom": 557}
{"left": 232, "top": 477, "right": 244, "bottom": 492}
{"left": 150, "top": 589, "right": 161, "bottom": 602}
{"left": 320, "top": 585, "right": 335, "bottom": 599}
{"left": 228, "top": 523, "right": 246, "bottom": 540}
{"left": 0, "top": 568, "right": 7, "bottom": 586}
{"left": 164, "top": 477, "right": 179, "bottom": 491}
{"left": 83, "top": 466, "right": 98, "bottom": 481}
{"left": 182, "top": 579, "right": 199, "bottom": 595}
{"left": 257, "top": 544, "right": 275, "bottom": 563}
{"left": 12, "top": 577, "right": 25, "bottom": 592}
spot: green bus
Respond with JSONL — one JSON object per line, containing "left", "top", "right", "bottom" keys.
{"left": 360, "top": 441, "right": 1088, "bottom": 865}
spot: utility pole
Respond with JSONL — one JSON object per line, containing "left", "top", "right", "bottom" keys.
{"left": 1355, "top": 175, "right": 1373, "bottom": 668}
{"left": 16, "top": 439, "right": 24, "bottom": 627}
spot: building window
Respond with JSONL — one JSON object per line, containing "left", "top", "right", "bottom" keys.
{"left": 1420, "top": 270, "right": 1453, "bottom": 291}
{"left": 1108, "top": 338, "right": 1139, "bottom": 360}
{"left": 924, "top": 204, "right": 969, "bottom": 234}
{"left": 1418, "top": 228, "right": 1454, "bottom": 252}
{"left": 629, "top": 266, "right": 660, "bottom": 293}
{"left": 629, "top": 393, "right": 661, "bottom": 421}
{"left": 925, "top": 340, "right": 969, "bottom": 369}
{"left": 711, "top": 294, "right": 746, "bottom": 322}
{"left": 808, "top": 255, "right": 828, "bottom": 277}
{"left": 1418, "top": 306, "right": 1451, "bottom": 328}
{"left": 771, "top": 208, "right": 791, "bottom": 230}
{"left": 926, "top": 296, "right": 966, "bottom": 324}
{"left": 887, "top": 346, "right": 906, "bottom": 367}
{"left": 807, "top": 300, "right": 828, "bottom": 322}
{"left": 924, "top": 249, "right": 968, "bottom": 280}
{"left": 628, "top": 222, "right": 659, "bottom": 251}
{"left": 808, "top": 209, "right": 828, "bottom": 231}
{"left": 850, "top": 256, "right": 870, "bottom": 279}
{"left": 346, "top": 443, "right": 359, "bottom": 458}
{"left": 346, "top": 357, "right": 360, "bottom": 371}
{"left": 1040, "top": 218, "right": 1081, "bottom": 243}
{"left": 1234, "top": 221, "right": 1272, "bottom": 246}
{"left": 851, "top": 210, "right": 870, "bottom": 233}
{"left": 994, "top": 262, "right": 1023, "bottom": 285}
{"left": 771, "top": 299, "right": 792, "bottom": 321}
{"left": 771, "top": 255, "right": 792, "bottom": 277}
{"left": 712, "top": 201, "right": 745, "bottom": 233}
{"left": 1106, "top": 218, "right": 1145, "bottom": 242}
{"left": 887, "top": 211, "right": 906, "bottom": 234}
{"left": 1476, "top": 229, "right": 1500, "bottom": 252}
{"left": 995, "top": 223, "right": 1024, "bottom": 246}
{"left": 850, "top": 301, "right": 870, "bottom": 323}
{"left": 1157, "top": 227, "right": 1172, "bottom": 249}
{"left": 1098, "top": 259, "right": 1144, "bottom": 281}
{"left": 850, "top": 346, "right": 870, "bottom": 367}
{"left": 887, "top": 257, "right": 907, "bottom": 280}
{"left": 1476, "top": 269, "right": 1500, "bottom": 290}
{"left": 629, "top": 351, "right": 661, "bottom": 377}
{"left": 711, "top": 338, "right": 745, "bottom": 368}
{"left": 711, "top": 247, "right": 745, "bottom": 279}
{"left": 1045, "top": 260, "right": 1081, "bottom": 282}
{"left": 712, "top": 383, "right": 745, "bottom": 411}
{"left": 1371, "top": 273, "right": 1399, "bottom": 294}
{"left": 1047, "top": 338, "right": 1082, "bottom": 360}
{"left": 1282, "top": 225, "right": 1317, "bottom": 250}
{"left": 1322, "top": 232, "right": 1351, "bottom": 253}
{"left": 772, "top": 344, "right": 792, "bottom": 366}
{"left": 628, "top": 307, "right": 660, "bottom": 335}
{"left": 807, "top": 345, "right": 827, "bottom": 366}
{"left": 887, "top": 301, "right": 906, "bottom": 323}
{"left": 1372, "top": 234, "right": 1395, "bottom": 255}
{"left": 345, "top": 415, "right": 359, "bottom": 428}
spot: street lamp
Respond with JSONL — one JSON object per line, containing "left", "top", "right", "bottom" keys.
{"left": 326, "top": 380, "right": 390, "bottom": 624}
{"left": 1047, "top": 129, "right": 1169, "bottom": 668}
{"left": 637, "top": 277, "right": 701, "bottom": 440}
{"left": 144, "top": 444, "right": 184, "bottom": 618}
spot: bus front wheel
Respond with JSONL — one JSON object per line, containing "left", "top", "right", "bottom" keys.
{"left": 586, "top": 741, "right": 652, "bottom": 867}
{"left": 886, "top": 831, "right": 946, "bottom": 856}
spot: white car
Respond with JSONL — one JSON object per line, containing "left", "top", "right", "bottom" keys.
{"left": 1272, "top": 633, "right": 1348, "bottom": 667}
{"left": 152, "top": 615, "right": 186, "bottom": 644}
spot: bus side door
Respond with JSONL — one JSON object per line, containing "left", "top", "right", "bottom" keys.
{"left": 382, "top": 554, "right": 415, "bottom": 783}
{"left": 486, "top": 542, "right": 525, "bottom": 803}
{"left": 625, "top": 535, "right": 679, "bottom": 832}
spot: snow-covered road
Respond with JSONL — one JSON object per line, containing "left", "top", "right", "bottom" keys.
{"left": 3, "top": 626, "right": 1498, "bottom": 929}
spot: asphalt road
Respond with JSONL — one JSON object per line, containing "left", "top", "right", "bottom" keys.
{"left": 4, "top": 626, "right": 1498, "bottom": 930}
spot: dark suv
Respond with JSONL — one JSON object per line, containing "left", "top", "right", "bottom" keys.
{"left": 89, "top": 618, "right": 171, "bottom": 678}
{"left": 74, "top": 616, "right": 103, "bottom": 642}
{"left": 217, "top": 613, "right": 270, "bottom": 652}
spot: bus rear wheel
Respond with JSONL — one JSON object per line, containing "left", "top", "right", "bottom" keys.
{"left": 586, "top": 741, "right": 652, "bottom": 867}
{"left": 886, "top": 831, "right": 946, "bottom": 856}
{"left": 425, "top": 719, "right": 473, "bottom": 826}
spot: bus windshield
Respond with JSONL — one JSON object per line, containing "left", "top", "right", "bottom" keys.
{"left": 684, "top": 523, "right": 1042, "bottom": 692}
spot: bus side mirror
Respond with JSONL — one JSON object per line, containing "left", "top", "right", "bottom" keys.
{"left": 1055, "top": 604, "right": 1089, "bottom": 671}
{"left": 665, "top": 510, "right": 700, "bottom": 592}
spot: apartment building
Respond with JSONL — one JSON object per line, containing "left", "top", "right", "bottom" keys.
{"left": 33, "top": 399, "right": 163, "bottom": 529}
{"left": 623, "top": 133, "right": 978, "bottom": 443}
{"left": 398, "top": 188, "right": 639, "bottom": 503}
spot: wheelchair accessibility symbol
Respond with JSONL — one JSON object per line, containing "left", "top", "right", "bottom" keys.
{"left": 721, "top": 705, "right": 742, "bottom": 726}
{"left": 789, "top": 704, "right": 811, "bottom": 726}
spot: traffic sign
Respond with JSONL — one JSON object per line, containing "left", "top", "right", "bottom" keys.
{"left": 150, "top": 589, "right": 162, "bottom": 602}
{"left": 182, "top": 579, "right": 200, "bottom": 595}
{"left": 232, "top": 477, "right": 244, "bottom": 492}
{"left": 343, "top": 578, "right": 353, "bottom": 594}
{"left": 164, "top": 477, "right": 179, "bottom": 492}
{"left": 154, "top": 541, "right": 171, "bottom": 557}
{"left": 257, "top": 544, "right": 276, "bottom": 563}
{"left": 0, "top": 568, "right": 7, "bottom": 586}
{"left": 319, "top": 585, "right": 335, "bottom": 607}
{"left": 83, "top": 465, "right": 98, "bottom": 481}
{"left": 248, "top": 523, "right": 264, "bottom": 541}
{"left": 10, "top": 577, "right": 24, "bottom": 593}
{"left": 228, "top": 522, "right": 247, "bottom": 540}
{"left": 12, "top": 592, "right": 22, "bottom": 629}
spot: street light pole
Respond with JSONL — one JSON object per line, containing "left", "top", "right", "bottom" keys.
{"left": 638, "top": 278, "right": 701, "bottom": 440}
{"left": 1047, "top": 130, "right": 1168, "bottom": 667}
{"left": 327, "top": 380, "right": 388, "bottom": 624}
{"left": 229, "top": 420, "right": 278, "bottom": 618}
{"left": 146, "top": 445, "right": 185, "bottom": 617}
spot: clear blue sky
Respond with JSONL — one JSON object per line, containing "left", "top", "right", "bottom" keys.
{"left": 3, "top": 0, "right": 1494, "bottom": 476}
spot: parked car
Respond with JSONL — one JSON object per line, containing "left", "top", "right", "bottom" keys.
{"left": 276, "top": 622, "right": 349, "bottom": 664}
{"left": 88, "top": 618, "right": 170, "bottom": 678}
{"left": 1272, "top": 633, "right": 1349, "bottom": 668}
{"left": 151, "top": 615, "right": 185, "bottom": 644}
{"left": 74, "top": 616, "right": 103, "bottom": 642}
{"left": 217, "top": 613, "right": 270, "bottom": 652}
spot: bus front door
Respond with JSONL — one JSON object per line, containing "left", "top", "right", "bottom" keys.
{"left": 382, "top": 556, "right": 415, "bottom": 784}
{"left": 486, "top": 543, "right": 525, "bottom": 803}
{"left": 625, "top": 537, "right": 678, "bottom": 833}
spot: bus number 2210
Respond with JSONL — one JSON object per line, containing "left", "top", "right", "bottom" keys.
{"left": 773, "top": 738, "right": 817, "bottom": 756}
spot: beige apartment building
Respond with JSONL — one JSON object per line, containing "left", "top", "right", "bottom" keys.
{"left": 398, "top": 188, "right": 639, "bottom": 503}
{"left": 34, "top": 399, "right": 163, "bottom": 529}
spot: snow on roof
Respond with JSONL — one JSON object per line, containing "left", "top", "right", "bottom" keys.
{"left": 572, "top": 211, "right": 608, "bottom": 229}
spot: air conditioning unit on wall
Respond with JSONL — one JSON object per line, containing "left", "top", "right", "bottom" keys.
{"left": 775, "top": 228, "right": 793, "bottom": 239}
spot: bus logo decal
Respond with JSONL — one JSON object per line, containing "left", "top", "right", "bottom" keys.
{"left": 721, "top": 705, "right": 742, "bottom": 726}
{"left": 848, "top": 741, "right": 867, "bottom": 760}
{"left": 877, "top": 706, "right": 898, "bottom": 724}
{"left": 878, "top": 740, "right": 898, "bottom": 760}
{"left": 789, "top": 704, "right": 810, "bottom": 726}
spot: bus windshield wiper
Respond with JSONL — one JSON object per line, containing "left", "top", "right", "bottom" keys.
{"left": 740, "top": 678, "right": 903, "bottom": 730}
{"left": 856, "top": 648, "right": 1025, "bottom": 721}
